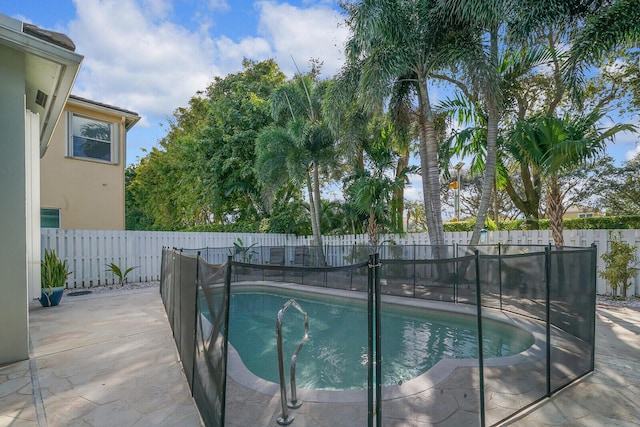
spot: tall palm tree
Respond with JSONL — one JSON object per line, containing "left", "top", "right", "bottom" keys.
{"left": 437, "top": 46, "right": 554, "bottom": 228}
{"left": 342, "top": 0, "right": 469, "bottom": 248}
{"left": 325, "top": 65, "right": 414, "bottom": 234}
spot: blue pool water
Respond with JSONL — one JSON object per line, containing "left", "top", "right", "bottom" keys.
{"left": 227, "top": 288, "right": 533, "bottom": 390}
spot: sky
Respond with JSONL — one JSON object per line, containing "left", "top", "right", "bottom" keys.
{"left": 4, "top": 0, "right": 639, "bottom": 203}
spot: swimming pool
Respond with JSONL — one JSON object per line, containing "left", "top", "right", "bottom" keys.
{"left": 226, "top": 285, "right": 534, "bottom": 391}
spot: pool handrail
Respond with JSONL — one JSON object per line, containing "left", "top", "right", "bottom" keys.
{"left": 275, "top": 298, "right": 309, "bottom": 425}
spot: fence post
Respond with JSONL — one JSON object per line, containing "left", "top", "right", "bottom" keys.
{"left": 374, "top": 252, "right": 381, "bottom": 427}
{"left": 498, "top": 242, "right": 503, "bottom": 311}
{"left": 367, "top": 254, "right": 375, "bottom": 427}
{"left": 474, "top": 250, "right": 486, "bottom": 427}
{"left": 545, "top": 246, "right": 551, "bottom": 397}
{"left": 590, "top": 243, "right": 597, "bottom": 372}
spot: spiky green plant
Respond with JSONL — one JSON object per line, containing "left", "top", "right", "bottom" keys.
{"left": 41, "top": 249, "right": 72, "bottom": 305}
{"left": 106, "top": 263, "right": 137, "bottom": 286}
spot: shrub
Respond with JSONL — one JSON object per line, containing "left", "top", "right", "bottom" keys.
{"left": 599, "top": 232, "right": 639, "bottom": 299}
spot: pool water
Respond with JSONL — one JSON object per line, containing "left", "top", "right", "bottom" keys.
{"left": 227, "top": 289, "right": 533, "bottom": 390}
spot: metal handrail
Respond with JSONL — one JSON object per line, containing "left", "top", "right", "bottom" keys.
{"left": 276, "top": 299, "right": 309, "bottom": 425}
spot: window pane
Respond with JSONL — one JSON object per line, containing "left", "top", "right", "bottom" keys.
{"left": 41, "top": 208, "right": 60, "bottom": 228}
{"left": 73, "top": 116, "right": 111, "bottom": 142}
{"left": 71, "top": 115, "right": 113, "bottom": 162}
{"left": 73, "top": 136, "right": 111, "bottom": 161}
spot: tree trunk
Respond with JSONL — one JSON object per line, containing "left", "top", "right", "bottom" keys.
{"left": 311, "top": 163, "right": 326, "bottom": 265}
{"left": 306, "top": 169, "right": 324, "bottom": 265}
{"left": 547, "top": 173, "right": 564, "bottom": 246}
{"left": 392, "top": 149, "right": 410, "bottom": 232}
{"left": 504, "top": 161, "right": 542, "bottom": 229}
{"left": 417, "top": 79, "right": 445, "bottom": 248}
{"left": 368, "top": 211, "right": 378, "bottom": 251}
{"left": 470, "top": 28, "right": 499, "bottom": 245}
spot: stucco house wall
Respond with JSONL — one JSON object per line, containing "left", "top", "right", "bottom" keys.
{"left": 40, "top": 96, "right": 139, "bottom": 230}
{"left": 0, "top": 13, "right": 82, "bottom": 365}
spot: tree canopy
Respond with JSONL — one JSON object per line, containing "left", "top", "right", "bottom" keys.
{"left": 126, "top": 2, "right": 639, "bottom": 240}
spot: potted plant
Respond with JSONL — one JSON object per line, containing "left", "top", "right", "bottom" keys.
{"left": 40, "top": 249, "right": 72, "bottom": 307}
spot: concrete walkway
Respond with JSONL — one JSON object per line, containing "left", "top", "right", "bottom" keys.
{"left": 1, "top": 287, "right": 639, "bottom": 426}
{"left": 1, "top": 287, "right": 202, "bottom": 427}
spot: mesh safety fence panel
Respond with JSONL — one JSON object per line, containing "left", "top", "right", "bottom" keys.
{"left": 379, "top": 254, "right": 484, "bottom": 426}
{"left": 379, "top": 257, "right": 459, "bottom": 302}
{"left": 479, "top": 252, "right": 548, "bottom": 426}
{"left": 160, "top": 249, "right": 228, "bottom": 426}
{"left": 223, "top": 260, "right": 372, "bottom": 426}
{"left": 177, "top": 254, "right": 198, "bottom": 389}
{"left": 490, "top": 252, "right": 547, "bottom": 320}
{"left": 194, "top": 257, "right": 228, "bottom": 427}
{"left": 548, "top": 247, "right": 596, "bottom": 393}
{"left": 159, "top": 248, "right": 172, "bottom": 308}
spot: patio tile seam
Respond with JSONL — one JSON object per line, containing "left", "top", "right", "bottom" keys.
{"left": 29, "top": 336, "right": 48, "bottom": 427}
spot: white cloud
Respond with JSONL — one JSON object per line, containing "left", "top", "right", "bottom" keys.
{"left": 64, "top": 0, "right": 349, "bottom": 130}
{"left": 255, "top": 1, "right": 349, "bottom": 77}
{"left": 405, "top": 174, "right": 423, "bottom": 201}
{"left": 215, "top": 35, "right": 273, "bottom": 64}
{"left": 209, "top": 0, "right": 230, "bottom": 12}
{"left": 625, "top": 144, "right": 640, "bottom": 161}
{"left": 68, "top": 0, "right": 217, "bottom": 123}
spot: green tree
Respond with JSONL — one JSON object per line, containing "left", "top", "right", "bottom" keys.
{"left": 256, "top": 69, "right": 335, "bottom": 264}
{"left": 127, "top": 59, "right": 286, "bottom": 230}
{"left": 508, "top": 110, "right": 633, "bottom": 245}
{"left": 580, "top": 153, "right": 640, "bottom": 216}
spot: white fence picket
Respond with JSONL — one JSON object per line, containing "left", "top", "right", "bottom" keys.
{"left": 40, "top": 228, "right": 640, "bottom": 296}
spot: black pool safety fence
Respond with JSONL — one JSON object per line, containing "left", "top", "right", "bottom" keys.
{"left": 160, "top": 243, "right": 597, "bottom": 427}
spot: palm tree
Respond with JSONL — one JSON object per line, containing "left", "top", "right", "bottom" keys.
{"left": 345, "top": 124, "right": 417, "bottom": 250}
{"left": 437, "top": 46, "right": 553, "bottom": 229}
{"left": 325, "top": 65, "right": 414, "bottom": 234}
{"left": 256, "top": 73, "right": 334, "bottom": 264}
{"left": 434, "top": 0, "right": 524, "bottom": 244}
{"left": 508, "top": 110, "right": 634, "bottom": 245}
{"left": 342, "top": 0, "right": 471, "bottom": 248}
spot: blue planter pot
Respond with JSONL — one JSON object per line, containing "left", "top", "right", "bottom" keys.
{"left": 40, "top": 288, "right": 64, "bottom": 307}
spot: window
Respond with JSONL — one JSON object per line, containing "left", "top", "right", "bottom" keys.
{"left": 41, "top": 208, "right": 60, "bottom": 228}
{"left": 68, "top": 113, "right": 117, "bottom": 163}
{"left": 578, "top": 213, "right": 594, "bottom": 218}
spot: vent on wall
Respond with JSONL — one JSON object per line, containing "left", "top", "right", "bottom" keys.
{"left": 35, "top": 90, "right": 48, "bottom": 108}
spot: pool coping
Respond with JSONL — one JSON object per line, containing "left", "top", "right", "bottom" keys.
{"left": 221, "top": 281, "right": 548, "bottom": 404}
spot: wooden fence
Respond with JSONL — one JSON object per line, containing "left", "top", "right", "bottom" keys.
{"left": 41, "top": 228, "right": 640, "bottom": 296}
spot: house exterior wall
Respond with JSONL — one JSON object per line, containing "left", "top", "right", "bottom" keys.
{"left": 564, "top": 206, "right": 602, "bottom": 219}
{"left": 0, "top": 44, "right": 29, "bottom": 364}
{"left": 40, "top": 102, "right": 127, "bottom": 230}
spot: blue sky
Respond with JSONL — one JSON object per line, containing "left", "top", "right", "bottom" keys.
{"left": 4, "top": 0, "right": 349, "bottom": 165}
{"left": 3, "top": 0, "right": 639, "bottom": 194}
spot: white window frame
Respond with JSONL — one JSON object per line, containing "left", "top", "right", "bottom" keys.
{"left": 67, "top": 112, "right": 119, "bottom": 164}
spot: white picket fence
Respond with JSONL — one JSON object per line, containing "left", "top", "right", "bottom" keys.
{"left": 41, "top": 228, "right": 640, "bottom": 296}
